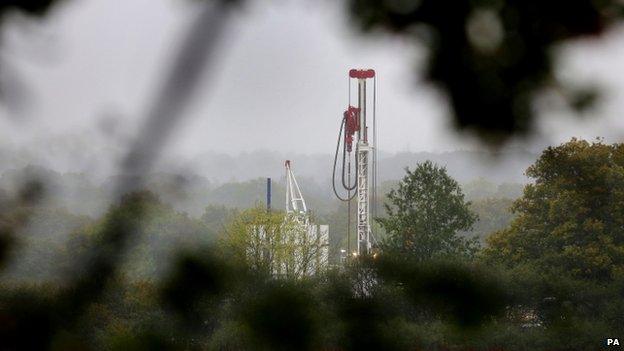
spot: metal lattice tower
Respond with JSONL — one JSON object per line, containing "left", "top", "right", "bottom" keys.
{"left": 354, "top": 72, "right": 373, "bottom": 255}
{"left": 332, "top": 69, "right": 377, "bottom": 257}
{"left": 285, "top": 160, "right": 309, "bottom": 225}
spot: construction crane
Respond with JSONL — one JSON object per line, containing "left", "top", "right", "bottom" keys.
{"left": 332, "top": 69, "right": 377, "bottom": 256}
{"left": 284, "top": 160, "right": 330, "bottom": 275}
{"left": 285, "top": 160, "right": 309, "bottom": 225}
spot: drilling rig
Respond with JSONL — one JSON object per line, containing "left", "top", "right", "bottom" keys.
{"left": 332, "top": 69, "right": 377, "bottom": 257}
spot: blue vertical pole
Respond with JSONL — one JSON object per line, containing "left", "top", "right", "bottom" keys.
{"left": 266, "top": 177, "right": 272, "bottom": 212}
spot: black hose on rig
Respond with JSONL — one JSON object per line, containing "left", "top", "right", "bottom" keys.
{"left": 332, "top": 116, "right": 357, "bottom": 202}
{"left": 341, "top": 134, "right": 357, "bottom": 191}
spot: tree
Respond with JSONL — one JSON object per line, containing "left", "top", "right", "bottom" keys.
{"left": 377, "top": 161, "right": 478, "bottom": 260}
{"left": 484, "top": 138, "right": 624, "bottom": 281}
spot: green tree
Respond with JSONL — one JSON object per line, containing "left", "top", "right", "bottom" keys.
{"left": 484, "top": 138, "right": 624, "bottom": 281}
{"left": 377, "top": 161, "right": 478, "bottom": 260}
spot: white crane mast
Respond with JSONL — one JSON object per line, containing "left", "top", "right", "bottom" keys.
{"left": 285, "top": 160, "right": 308, "bottom": 224}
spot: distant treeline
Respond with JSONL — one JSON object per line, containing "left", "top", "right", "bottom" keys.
{"left": 0, "top": 164, "right": 523, "bottom": 272}
{"left": 0, "top": 145, "right": 535, "bottom": 185}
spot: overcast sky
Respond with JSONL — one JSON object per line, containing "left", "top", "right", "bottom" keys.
{"left": 2, "top": 0, "right": 624, "bottom": 162}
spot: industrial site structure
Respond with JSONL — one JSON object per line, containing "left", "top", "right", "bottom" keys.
{"left": 253, "top": 162, "right": 328, "bottom": 277}
{"left": 284, "top": 160, "right": 329, "bottom": 275}
{"left": 285, "top": 160, "right": 308, "bottom": 225}
{"left": 333, "top": 69, "right": 378, "bottom": 256}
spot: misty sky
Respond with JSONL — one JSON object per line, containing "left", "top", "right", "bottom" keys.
{"left": 2, "top": 0, "right": 624, "bottom": 163}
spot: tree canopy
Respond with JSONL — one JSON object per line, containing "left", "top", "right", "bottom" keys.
{"left": 485, "top": 138, "right": 624, "bottom": 281}
{"left": 378, "top": 161, "right": 478, "bottom": 260}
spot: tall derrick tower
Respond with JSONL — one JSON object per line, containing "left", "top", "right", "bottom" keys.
{"left": 332, "top": 69, "right": 377, "bottom": 256}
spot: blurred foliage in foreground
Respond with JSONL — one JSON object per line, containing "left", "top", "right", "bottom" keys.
{"left": 0, "top": 138, "right": 623, "bottom": 350}
{"left": 348, "top": 0, "right": 624, "bottom": 143}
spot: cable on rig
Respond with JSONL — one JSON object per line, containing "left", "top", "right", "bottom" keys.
{"left": 332, "top": 114, "right": 357, "bottom": 202}
{"left": 333, "top": 68, "right": 378, "bottom": 255}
